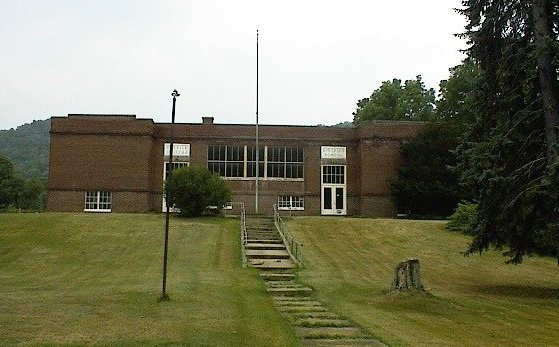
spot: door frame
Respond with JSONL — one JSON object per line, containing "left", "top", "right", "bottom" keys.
{"left": 320, "top": 164, "right": 347, "bottom": 215}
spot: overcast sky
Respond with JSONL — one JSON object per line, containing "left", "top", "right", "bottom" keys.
{"left": 0, "top": 0, "right": 467, "bottom": 130}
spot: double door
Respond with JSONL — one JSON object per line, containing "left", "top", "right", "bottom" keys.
{"left": 321, "top": 165, "right": 346, "bottom": 215}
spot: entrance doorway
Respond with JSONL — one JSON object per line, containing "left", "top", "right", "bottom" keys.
{"left": 321, "top": 165, "right": 346, "bottom": 215}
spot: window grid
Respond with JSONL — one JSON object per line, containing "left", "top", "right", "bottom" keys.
{"left": 84, "top": 191, "right": 112, "bottom": 212}
{"left": 322, "top": 165, "right": 345, "bottom": 184}
{"left": 208, "top": 145, "right": 245, "bottom": 178}
{"left": 278, "top": 195, "right": 305, "bottom": 210}
{"left": 209, "top": 145, "right": 303, "bottom": 180}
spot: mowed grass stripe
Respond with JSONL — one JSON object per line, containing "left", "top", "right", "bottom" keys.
{"left": 289, "top": 217, "right": 559, "bottom": 347}
{"left": 0, "top": 213, "right": 298, "bottom": 346}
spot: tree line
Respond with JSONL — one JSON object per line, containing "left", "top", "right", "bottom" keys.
{"left": 0, "top": 119, "right": 50, "bottom": 211}
{"left": 0, "top": 156, "right": 46, "bottom": 211}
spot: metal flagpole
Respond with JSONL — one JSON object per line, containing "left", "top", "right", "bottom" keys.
{"left": 255, "top": 29, "right": 259, "bottom": 215}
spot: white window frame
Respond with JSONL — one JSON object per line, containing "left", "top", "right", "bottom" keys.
{"left": 277, "top": 195, "right": 305, "bottom": 211}
{"left": 84, "top": 191, "right": 112, "bottom": 212}
{"left": 208, "top": 145, "right": 304, "bottom": 181}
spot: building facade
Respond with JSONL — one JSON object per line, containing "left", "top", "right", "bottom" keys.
{"left": 47, "top": 114, "right": 423, "bottom": 216}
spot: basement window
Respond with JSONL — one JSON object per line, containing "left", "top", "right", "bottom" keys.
{"left": 84, "top": 191, "right": 112, "bottom": 212}
{"left": 278, "top": 195, "right": 305, "bottom": 211}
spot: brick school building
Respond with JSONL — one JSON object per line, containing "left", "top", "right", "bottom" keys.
{"left": 47, "top": 114, "right": 422, "bottom": 216}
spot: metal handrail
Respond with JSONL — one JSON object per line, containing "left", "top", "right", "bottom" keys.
{"left": 273, "top": 204, "right": 303, "bottom": 266}
{"left": 239, "top": 203, "right": 248, "bottom": 268}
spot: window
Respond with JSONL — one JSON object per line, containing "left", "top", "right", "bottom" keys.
{"left": 278, "top": 195, "right": 305, "bottom": 210}
{"left": 246, "top": 145, "right": 264, "bottom": 178}
{"left": 322, "top": 165, "right": 345, "bottom": 184}
{"left": 267, "top": 146, "right": 303, "bottom": 178}
{"left": 84, "top": 191, "right": 112, "bottom": 212}
{"left": 164, "top": 162, "right": 189, "bottom": 180}
{"left": 207, "top": 145, "right": 244, "bottom": 178}
{"left": 208, "top": 145, "right": 303, "bottom": 180}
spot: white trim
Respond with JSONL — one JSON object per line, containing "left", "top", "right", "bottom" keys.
{"left": 321, "top": 165, "right": 346, "bottom": 215}
{"left": 278, "top": 195, "right": 305, "bottom": 211}
{"left": 84, "top": 191, "right": 112, "bottom": 212}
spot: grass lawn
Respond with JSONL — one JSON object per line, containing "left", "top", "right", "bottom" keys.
{"left": 289, "top": 217, "right": 559, "bottom": 347}
{"left": 0, "top": 213, "right": 298, "bottom": 346}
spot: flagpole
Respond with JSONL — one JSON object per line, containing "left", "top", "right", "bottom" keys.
{"left": 255, "top": 29, "right": 259, "bottom": 215}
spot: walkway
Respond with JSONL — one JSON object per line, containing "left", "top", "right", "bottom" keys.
{"left": 244, "top": 216, "right": 387, "bottom": 347}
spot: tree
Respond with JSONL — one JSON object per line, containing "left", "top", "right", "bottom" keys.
{"left": 353, "top": 76, "right": 436, "bottom": 124}
{"left": 0, "top": 119, "right": 50, "bottom": 179}
{"left": 167, "top": 165, "right": 231, "bottom": 217}
{"left": 457, "top": 0, "right": 559, "bottom": 263}
{"left": 437, "top": 59, "right": 481, "bottom": 128}
{"left": 391, "top": 122, "right": 465, "bottom": 218}
{"left": 0, "top": 157, "right": 24, "bottom": 209}
{"left": 0, "top": 156, "right": 46, "bottom": 211}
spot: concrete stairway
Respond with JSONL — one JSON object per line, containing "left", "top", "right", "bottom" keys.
{"left": 244, "top": 216, "right": 386, "bottom": 347}
{"left": 245, "top": 217, "right": 295, "bottom": 270}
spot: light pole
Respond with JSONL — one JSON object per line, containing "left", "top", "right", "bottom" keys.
{"left": 255, "top": 29, "right": 259, "bottom": 214}
{"left": 160, "top": 89, "right": 179, "bottom": 301}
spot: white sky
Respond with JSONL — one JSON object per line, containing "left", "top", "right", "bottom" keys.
{"left": 0, "top": 0, "right": 467, "bottom": 130}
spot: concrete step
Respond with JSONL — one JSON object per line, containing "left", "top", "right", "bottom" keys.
{"left": 274, "top": 300, "right": 323, "bottom": 307}
{"left": 287, "top": 312, "right": 341, "bottom": 320}
{"left": 295, "top": 327, "right": 369, "bottom": 340}
{"left": 246, "top": 239, "right": 283, "bottom": 244}
{"left": 246, "top": 233, "right": 280, "bottom": 238}
{"left": 247, "top": 243, "right": 287, "bottom": 250}
{"left": 267, "top": 284, "right": 314, "bottom": 297}
{"left": 268, "top": 288, "right": 314, "bottom": 297}
{"left": 249, "top": 258, "right": 295, "bottom": 270}
{"left": 246, "top": 249, "right": 290, "bottom": 259}
{"left": 301, "top": 339, "right": 387, "bottom": 347}
{"left": 260, "top": 272, "right": 296, "bottom": 281}
{"left": 294, "top": 318, "right": 354, "bottom": 328}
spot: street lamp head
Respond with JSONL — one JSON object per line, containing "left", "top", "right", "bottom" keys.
{"left": 172, "top": 89, "right": 180, "bottom": 97}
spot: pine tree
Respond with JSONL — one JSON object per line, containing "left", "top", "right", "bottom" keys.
{"left": 457, "top": 0, "right": 559, "bottom": 263}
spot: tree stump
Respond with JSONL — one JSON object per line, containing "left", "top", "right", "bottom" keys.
{"left": 391, "top": 258, "right": 424, "bottom": 291}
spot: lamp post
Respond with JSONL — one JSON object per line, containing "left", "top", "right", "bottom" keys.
{"left": 160, "top": 89, "right": 180, "bottom": 301}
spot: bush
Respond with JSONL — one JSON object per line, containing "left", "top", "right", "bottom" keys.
{"left": 167, "top": 165, "right": 231, "bottom": 217}
{"left": 446, "top": 202, "right": 477, "bottom": 234}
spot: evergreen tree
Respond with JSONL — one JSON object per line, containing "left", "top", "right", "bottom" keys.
{"left": 457, "top": 0, "right": 559, "bottom": 263}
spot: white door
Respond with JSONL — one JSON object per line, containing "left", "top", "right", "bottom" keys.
{"left": 321, "top": 165, "right": 346, "bottom": 215}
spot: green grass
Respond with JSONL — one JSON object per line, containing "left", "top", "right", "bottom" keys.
{"left": 3, "top": 214, "right": 559, "bottom": 346}
{"left": 289, "top": 217, "right": 559, "bottom": 347}
{"left": 0, "top": 213, "right": 298, "bottom": 346}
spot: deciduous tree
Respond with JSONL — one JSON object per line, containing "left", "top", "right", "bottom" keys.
{"left": 353, "top": 76, "right": 436, "bottom": 124}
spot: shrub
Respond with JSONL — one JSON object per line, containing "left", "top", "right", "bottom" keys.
{"left": 167, "top": 165, "right": 231, "bottom": 217}
{"left": 446, "top": 202, "right": 477, "bottom": 234}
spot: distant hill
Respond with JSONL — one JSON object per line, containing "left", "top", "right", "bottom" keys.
{"left": 0, "top": 119, "right": 50, "bottom": 179}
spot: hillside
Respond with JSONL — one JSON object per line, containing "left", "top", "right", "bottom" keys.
{"left": 0, "top": 213, "right": 298, "bottom": 346}
{"left": 1, "top": 214, "right": 558, "bottom": 346}
{"left": 0, "top": 119, "right": 50, "bottom": 179}
{"left": 289, "top": 217, "right": 559, "bottom": 347}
